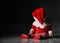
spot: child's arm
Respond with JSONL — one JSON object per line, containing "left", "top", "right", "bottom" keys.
{"left": 28, "top": 28, "right": 34, "bottom": 35}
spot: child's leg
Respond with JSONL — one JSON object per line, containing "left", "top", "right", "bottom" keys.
{"left": 20, "top": 34, "right": 28, "bottom": 39}
{"left": 34, "top": 34, "right": 40, "bottom": 40}
{"left": 20, "top": 34, "right": 28, "bottom": 43}
{"left": 40, "top": 32, "right": 48, "bottom": 38}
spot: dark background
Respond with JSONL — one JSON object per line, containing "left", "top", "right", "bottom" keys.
{"left": 1, "top": 0, "right": 60, "bottom": 37}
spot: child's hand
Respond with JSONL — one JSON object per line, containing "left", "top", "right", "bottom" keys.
{"left": 48, "top": 30, "right": 53, "bottom": 37}
{"left": 28, "top": 28, "right": 34, "bottom": 35}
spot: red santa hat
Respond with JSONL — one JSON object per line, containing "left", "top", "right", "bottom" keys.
{"left": 32, "top": 8, "right": 44, "bottom": 24}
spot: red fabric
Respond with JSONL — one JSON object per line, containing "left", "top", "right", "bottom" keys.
{"left": 21, "top": 34, "right": 28, "bottom": 39}
{"left": 34, "top": 34, "right": 40, "bottom": 40}
{"left": 30, "top": 25, "right": 51, "bottom": 39}
{"left": 31, "top": 24, "right": 51, "bottom": 33}
{"left": 32, "top": 8, "right": 44, "bottom": 24}
{"left": 31, "top": 25, "right": 45, "bottom": 33}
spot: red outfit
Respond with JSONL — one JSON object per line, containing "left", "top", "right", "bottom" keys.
{"left": 30, "top": 8, "right": 51, "bottom": 39}
{"left": 31, "top": 25, "right": 51, "bottom": 33}
{"left": 31, "top": 8, "right": 50, "bottom": 33}
{"left": 21, "top": 8, "right": 51, "bottom": 40}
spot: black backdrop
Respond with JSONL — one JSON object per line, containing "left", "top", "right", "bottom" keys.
{"left": 1, "top": 0, "right": 60, "bottom": 37}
